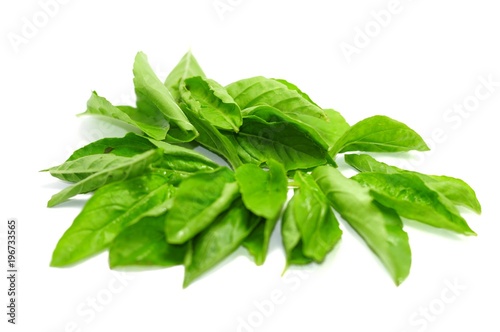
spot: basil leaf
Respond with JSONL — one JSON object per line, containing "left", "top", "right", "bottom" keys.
{"left": 80, "top": 91, "right": 169, "bottom": 141}
{"left": 148, "top": 138, "right": 219, "bottom": 173}
{"left": 345, "top": 154, "right": 481, "bottom": 213}
{"left": 47, "top": 149, "right": 163, "bottom": 207}
{"left": 227, "top": 77, "right": 348, "bottom": 148}
{"left": 232, "top": 113, "right": 330, "bottom": 171}
{"left": 272, "top": 78, "right": 319, "bottom": 106}
{"left": 165, "top": 50, "right": 206, "bottom": 102}
{"left": 183, "top": 76, "right": 242, "bottom": 132}
{"left": 287, "top": 172, "right": 342, "bottom": 264}
{"left": 242, "top": 214, "right": 278, "bottom": 266}
{"left": 353, "top": 173, "right": 476, "bottom": 235}
{"left": 66, "top": 132, "right": 156, "bottom": 160}
{"left": 235, "top": 160, "right": 287, "bottom": 220}
{"left": 313, "top": 166, "right": 411, "bottom": 285}
{"left": 165, "top": 167, "right": 240, "bottom": 244}
{"left": 183, "top": 199, "right": 260, "bottom": 287}
{"left": 226, "top": 76, "right": 327, "bottom": 120}
{"left": 178, "top": 102, "right": 242, "bottom": 168}
{"left": 109, "top": 215, "right": 187, "bottom": 268}
{"left": 281, "top": 199, "right": 314, "bottom": 266}
{"left": 46, "top": 154, "right": 134, "bottom": 182}
{"left": 51, "top": 173, "right": 176, "bottom": 267}
{"left": 330, "top": 115, "right": 430, "bottom": 156}
{"left": 133, "top": 52, "right": 198, "bottom": 142}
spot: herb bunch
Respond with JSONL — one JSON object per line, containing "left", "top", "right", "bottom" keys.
{"left": 44, "top": 51, "right": 481, "bottom": 287}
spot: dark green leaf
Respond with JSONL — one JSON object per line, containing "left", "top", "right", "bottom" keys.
{"left": 232, "top": 112, "right": 330, "bottom": 171}
{"left": 313, "top": 166, "right": 411, "bottom": 285}
{"left": 47, "top": 149, "right": 163, "bottom": 207}
{"left": 109, "top": 215, "right": 187, "bottom": 268}
{"left": 165, "top": 167, "right": 240, "bottom": 244}
{"left": 51, "top": 173, "right": 175, "bottom": 267}
{"left": 330, "top": 115, "right": 429, "bottom": 156}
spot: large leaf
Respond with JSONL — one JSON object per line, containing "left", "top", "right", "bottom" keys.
{"left": 232, "top": 112, "right": 330, "bottom": 171}
{"left": 109, "top": 215, "right": 187, "bottom": 268}
{"left": 345, "top": 154, "right": 481, "bottom": 214}
{"left": 183, "top": 199, "right": 260, "bottom": 287}
{"left": 353, "top": 173, "right": 476, "bottom": 235}
{"left": 313, "top": 166, "right": 411, "bottom": 285}
{"left": 164, "top": 50, "right": 206, "bottom": 102}
{"left": 183, "top": 76, "right": 242, "bottom": 132}
{"left": 133, "top": 52, "right": 198, "bottom": 142}
{"left": 284, "top": 172, "right": 342, "bottom": 264}
{"left": 81, "top": 91, "right": 169, "bottom": 141}
{"left": 47, "top": 149, "right": 163, "bottom": 207}
{"left": 51, "top": 173, "right": 175, "bottom": 266}
{"left": 235, "top": 160, "right": 287, "bottom": 219}
{"left": 165, "top": 167, "right": 240, "bottom": 244}
{"left": 330, "top": 115, "right": 429, "bottom": 156}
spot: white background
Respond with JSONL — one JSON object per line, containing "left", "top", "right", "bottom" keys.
{"left": 1, "top": 1, "right": 499, "bottom": 331}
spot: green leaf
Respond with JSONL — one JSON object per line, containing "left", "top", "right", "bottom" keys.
{"left": 133, "top": 52, "right": 198, "bottom": 142}
{"left": 66, "top": 133, "right": 156, "bottom": 161}
{"left": 353, "top": 173, "right": 476, "bottom": 235}
{"left": 165, "top": 167, "right": 241, "bottom": 244}
{"left": 313, "top": 166, "right": 411, "bottom": 285}
{"left": 183, "top": 76, "right": 242, "bottom": 132}
{"left": 330, "top": 115, "right": 430, "bottom": 156}
{"left": 345, "top": 154, "right": 481, "bottom": 214}
{"left": 109, "top": 215, "right": 187, "bottom": 268}
{"left": 227, "top": 77, "right": 348, "bottom": 148}
{"left": 226, "top": 76, "right": 327, "bottom": 120}
{"left": 281, "top": 200, "right": 314, "bottom": 266}
{"left": 272, "top": 78, "right": 319, "bottom": 106}
{"left": 51, "top": 173, "right": 176, "bottom": 267}
{"left": 286, "top": 172, "right": 342, "bottom": 264}
{"left": 183, "top": 199, "right": 260, "bottom": 287}
{"left": 165, "top": 50, "right": 206, "bottom": 102}
{"left": 148, "top": 138, "right": 219, "bottom": 173}
{"left": 81, "top": 92, "right": 169, "bottom": 141}
{"left": 235, "top": 160, "right": 288, "bottom": 220}
{"left": 47, "top": 149, "right": 162, "bottom": 207}
{"left": 231, "top": 111, "right": 330, "bottom": 171}
{"left": 46, "top": 154, "right": 134, "bottom": 182}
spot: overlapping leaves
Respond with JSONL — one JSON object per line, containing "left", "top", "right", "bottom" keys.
{"left": 44, "top": 51, "right": 481, "bottom": 287}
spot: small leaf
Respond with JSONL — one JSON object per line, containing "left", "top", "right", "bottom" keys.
{"left": 183, "top": 76, "right": 242, "bottom": 132}
{"left": 133, "top": 52, "right": 198, "bottom": 142}
{"left": 165, "top": 167, "right": 240, "bottom": 244}
{"left": 330, "top": 115, "right": 429, "bottom": 156}
{"left": 165, "top": 50, "right": 206, "bottom": 102}
{"left": 235, "top": 160, "right": 288, "bottom": 220}
{"left": 183, "top": 199, "right": 260, "bottom": 287}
